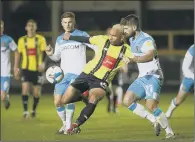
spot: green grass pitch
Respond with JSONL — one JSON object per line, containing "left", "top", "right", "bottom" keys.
{"left": 1, "top": 93, "right": 194, "bottom": 141}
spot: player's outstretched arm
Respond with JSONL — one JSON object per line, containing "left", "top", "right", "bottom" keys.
{"left": 133, "top": 50, "right": 154, "bottom": 63}
{"left": 182, "top": 51, "right": 194, "bottom": 79}
{"left": 132, "top": 40, "right": 156, "bottom": 63}
{"left": 45, "top": 44, "right": 61, "bottom": 62}
{"left": 14, "top": 50, "right": 21, "bottom": 80}
{"left": 64, "top": 32, "right": 90, "bottom": 43}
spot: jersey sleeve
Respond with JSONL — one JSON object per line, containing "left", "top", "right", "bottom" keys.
{"left": 188, "top": 44, "right": 194, "bottom": 57}
{"left": 40, "top": 36, "right": 47, "bottom": 51}
{"left": 125, "top": 44, "right": 134, "bottom": 59}
{"left": 89, "top": 35, "right": 107, "bottom": 46}
{"left": 82, "top": 31, "right": 90, "bottom": 37}
{"left": 182, "top": 51, "right": 194, "bottom": 79}
{"left": 17, "top": 38, "right": 23, "bottom": 53}
{"left": 8, "top": 37, "right": 17, "bottom": 51}
{"left": 141, "top": 40, "right": 156, "bottom": 53}
{"left": 85, "top": 43, "right": 98, "bottom": 53}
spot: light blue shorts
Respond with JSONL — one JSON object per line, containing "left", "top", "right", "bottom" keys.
{"left": 54, "top": 73, "right": 78, "bottom": 95}
{"left": 180, "top": 77, "right": 194, "bottom": 93}
{"left": 1, "top": 76, "right": 11, "bottom": 93}
{"left": 127, "top": 75, "right": 163, "bottom": 101}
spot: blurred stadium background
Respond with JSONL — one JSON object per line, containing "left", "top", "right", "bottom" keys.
{"left": 1, "top": 1, "right": 194, "bottom": 141}
{"left": 2, "top": 0, "right": 194, "bottom": 93}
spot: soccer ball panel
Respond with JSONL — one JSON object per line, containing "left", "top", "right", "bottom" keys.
{"left": 46, "top": 66, "right": 64, "bottom": 84}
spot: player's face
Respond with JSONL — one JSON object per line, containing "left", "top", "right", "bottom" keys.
{"left": 25, "top": 22, "right": 37, "bottom": 34}
{"left": 108, "top": 28, "right": 123, "bottom": 45}
{"left": 124, "top": 25, "right": 135, "bottom": 38}
{"left": 1, "top": 22, "right": 4, "bottom": 35}
{"left": 61, "top": 18, "right": 75, "bottom": 32}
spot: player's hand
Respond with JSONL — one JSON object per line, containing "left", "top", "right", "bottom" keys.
{"left": 120, "top": 65, "right": 128, "bottom": 73}
{"left": 14, "top": 67, "right": 20, "bottom": 80}
{"left": 123, "top": 56, "right": 133, "bottom": 64}
{"left": 132, "top": 56, "right": 139, "bottom": 63}
{"left": 45, "top": 45, "right": 53, "bottom": 56}
{"left": 38, "top": 63, "right": 45, "bottom": 73}
{"left": 63, "top": 32, "right": 70, "bottom": 40}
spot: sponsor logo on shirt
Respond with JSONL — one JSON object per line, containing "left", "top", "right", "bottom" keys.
{"left": 27, "top": 48, "right": 36, "bottom": 55}
{"left": 102, "top": 55, "right": 117, "bottom": 70}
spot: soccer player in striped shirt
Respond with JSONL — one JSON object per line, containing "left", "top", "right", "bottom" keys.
{"left": 61, "top": 24, "right": 134, "bottom": 135}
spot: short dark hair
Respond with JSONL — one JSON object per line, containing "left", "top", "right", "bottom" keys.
{"left": 120, "top": 14, "right": 140, "bottom": 31}
{"left": 61, "top": 12, "right": 75, "bottom": 20}
{"left": 26, "top": 19, "right": 37, "bottom": 26}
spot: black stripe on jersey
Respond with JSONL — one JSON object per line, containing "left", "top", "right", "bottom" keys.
{"left": 24, "top": 37, "right": 29, "bottom": 69}
{"left": 103, "top": 45, "right": 127, "bottom": 81}
{"left": 35, "top": 37, "right": 39, "bottom": 70}
{"left": 90, "top": 39, "right": 110, "bottom": 75}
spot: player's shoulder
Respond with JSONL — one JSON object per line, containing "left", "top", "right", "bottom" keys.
{"left": 140, "top": 31, "right": 154, "bottom": 41}
{"left": 72, "top": 29, "right": 89, "bottom": 37}
{"left": 18, "top": 35, "right": 26, "bottom": 42}
{"left": 35, "top": 34, "right": 46, "bottom": 40}
{"left": 56, "top": 33, "right": 64, "bottom": 43}
{"left": 188, "top": 44, "right": 194, "bottom": 56}
{"left": 92, "top": 35, "right": 108, "bottom": 40}
{"left": 1, "top": 34, "right": 13, "bottom": 41}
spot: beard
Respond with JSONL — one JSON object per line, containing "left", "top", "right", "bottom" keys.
{"left": 127, "top": 31, "right": 136, "bottom": 38}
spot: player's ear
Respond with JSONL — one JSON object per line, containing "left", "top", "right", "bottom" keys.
{"left": 132, "top": 25, "right": 137, "bottom": 31}
{"left": 25, "top": 25, "right": 27, "bottom": 31}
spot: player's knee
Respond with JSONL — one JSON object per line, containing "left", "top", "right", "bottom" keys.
{"left": 1, "top": 91, "right": 6, "bottom": 101}
{"left": 88, "top": 93, "right": 104, "bottom": 104}
{"left": 146, "top": 100, "right": 158, "bottom": 112}
{"left": 54, "top": 99, "right": 61, "bottom": 107}
{"left": 88, "top": 89, "right": 105, "bottom": 104}
{"left": 123, "top": 92, "right": 135, "bottom": 107}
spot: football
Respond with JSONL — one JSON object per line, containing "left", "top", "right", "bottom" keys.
{"left": 46, "top": 66, "right": 64, "bottom": 84}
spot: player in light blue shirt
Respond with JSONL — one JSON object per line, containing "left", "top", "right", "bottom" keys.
{"left": 120, "top": 15, "right": 175, "bottom": 139}
{"left": 45, "top": 12, "right": 95, "bottom": 134}
{"left": 166, "top": 44, "right": 194, "bottom": 118}
{"left": 1, "top": 20, "right": 18, "bottom": 110}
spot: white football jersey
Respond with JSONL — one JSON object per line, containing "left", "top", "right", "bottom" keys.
{"left": 182, "top": 44, "right": 194, "bottom": 79}
{"left": 129, "top": 31, "right": 163, "bottom": 79}
{"left": 1, "top": 34, "right": 17, "bottom": 77}
{"left": 48, "top": 29, "right": 96, "bottom": 75}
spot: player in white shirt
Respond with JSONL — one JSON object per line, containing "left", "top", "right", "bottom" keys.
{"left": 1, "top": 20, "right": 18, "bottom": 109}
{"left": 120, "top": 15, "right": 175, "bottom": 139}
{"left": 45, "top": 12, "right": 95, "bottom": 134}
{"left": 166, "top": 44, "right": 194, "bottom": 118}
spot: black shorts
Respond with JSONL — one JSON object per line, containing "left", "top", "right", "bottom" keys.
{"left": 112, "top": 73, "right": 119, "bottom": 86}
{"left": 21, "top": 69, "right": 42, "bottom": 85}
{"left": 71, "top": 72, "right": 109, "bottom": 93}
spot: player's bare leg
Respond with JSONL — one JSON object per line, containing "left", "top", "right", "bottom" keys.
{"left": 31, "top": 85, "right": 41, "bottom": 118}
{"left": 54, "top": 95, "right": 66, "bottom": 134}
{"left": 61, "top": 85, "right": 80, "bottom": 105}
{"left": 166, "top": 90, "right": 188, "bottom": 118}
{"left": 21, "top": 82, "right": 30, "bottom": 118}
{"left": 123, "top": 91, "right": 160, "bottom": 136}
{"left": 146, "top": 99, "right": 175, "bottom": 139}
{"left": 1, "top": 91, "right": 10, "bottom": 110}
{"left": 67, "top": 88, "right": 106, "bottom": 135}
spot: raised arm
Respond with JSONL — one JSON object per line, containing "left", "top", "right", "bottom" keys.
{"left": 182, "top": 51, "right": 194, "bottom": 79}
{"left": 64, "top": 32, "right": 90, "bottom": 44}
{"left": 13, "top": 38, "right": 22, "bottom": 80}
{"left": 45, "top": 42, "right": 61, "bottom": 62}
{"left": 133, "top": 40, "right": 157, "bottom": 63}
